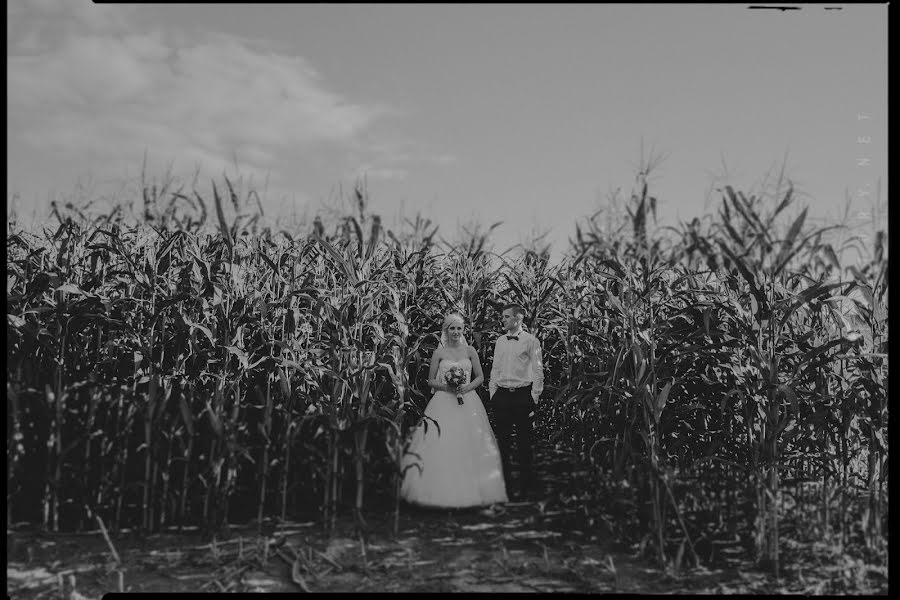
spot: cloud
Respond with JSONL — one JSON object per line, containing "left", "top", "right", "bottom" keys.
{"left": 342, "top": 141, "right": 456, "bottom": 186}
{"left": 352, "top": 165, "right": 410, "bottom": 182}
{"left": 22, "top": 0, "right": 131, "bottom": 26}
{"left": 9, "top": 0, "right": 134, "bottom": 52}
{"left": 365, "top": 141, "right": 457, "bottom": 168}
{"left": 8, "top": 0, "right": 391, "bottom": 199}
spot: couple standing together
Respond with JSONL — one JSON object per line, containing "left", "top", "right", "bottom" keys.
{"left": 400, "top": 304, "right": 544, "bottom": 508}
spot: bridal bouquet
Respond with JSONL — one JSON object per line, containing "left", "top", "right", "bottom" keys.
{"left": 444, "top": 366, "right": 467, "bottom": 405}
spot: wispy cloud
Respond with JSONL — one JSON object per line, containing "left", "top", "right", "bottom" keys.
{"left": 352, "top": 165, "right": 410, "bottom": 182}
{"left": 342, "top": 140, "right": 457, "bottom": 185}
{"left": 9, "top": 0, "right": 135, "bottom": 47}
{"left": 8, "top": 0, "right": 392, "bottom": 201}
{"left": 365, "top": 141, "right": 457, "bottom": 167}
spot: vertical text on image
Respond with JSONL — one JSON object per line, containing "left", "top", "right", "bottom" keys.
{"left": 855, "top": 113, "right": 873, "bottom": 202}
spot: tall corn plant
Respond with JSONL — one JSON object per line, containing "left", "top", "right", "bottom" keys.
{"left": 839, "top": 231, "right": 888, "bottom": 549}
{"left": 552, "top": 170, "right": 702, "bottom": 567}
{"left": 303, "top": 183, "right": 417, "bottom": 533}
{"left": 434, "top": 221, "right": 505, "bottom": 350}
{"left": 694, "top": 179, "right": 858, "bottom": 576}
{"left": 378, "top": 216, "right": 444, "bottom": 536}
{"left": 379, "top": 298, "right": 430, "bottom": 539}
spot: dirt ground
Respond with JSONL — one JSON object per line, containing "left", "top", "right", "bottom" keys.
{"left": 8, "top": 499, "right": 743, "bottom": 596}
{"left": 6, "top": 441, "right": 887, "bottom": 595}
{"left": 6, "top": 494, "right": 889, "bottom": 596}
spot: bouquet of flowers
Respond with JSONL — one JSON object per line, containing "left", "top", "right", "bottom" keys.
{"left": 444, "top": 366, "right": 467, "bottom": 405}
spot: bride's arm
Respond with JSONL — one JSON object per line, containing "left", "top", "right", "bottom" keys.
{"left": 462, "top": 346, "right": 485, "bottom": 393}
{"left": 426, "top": 348, "right": 448, "bottom": 391}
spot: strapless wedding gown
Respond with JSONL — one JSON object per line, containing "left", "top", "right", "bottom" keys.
{"left": 400, "top": 358, "right": 508, "bottom": 508}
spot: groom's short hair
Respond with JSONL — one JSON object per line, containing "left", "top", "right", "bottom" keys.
{"left": 502, "top": 303, "right": 525, "bottom": 317}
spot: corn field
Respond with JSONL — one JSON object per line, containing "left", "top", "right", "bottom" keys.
{"left": 6, "top": 170, "right": 887, "bottom": 578}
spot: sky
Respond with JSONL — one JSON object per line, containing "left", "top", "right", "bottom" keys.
{"left": 7, "top": 2, "right": 888, "bottom": 262}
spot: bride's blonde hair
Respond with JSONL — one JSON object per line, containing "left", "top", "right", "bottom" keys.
{"left": 442, "top": 312, "right": 465, "bottom": 332}
{"left": 439, "top": 312, "right": 467, "bottom": 347}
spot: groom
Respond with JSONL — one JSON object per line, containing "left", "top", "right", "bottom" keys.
{"left": 489, "top": 303, "right": 544, "bottom": 500}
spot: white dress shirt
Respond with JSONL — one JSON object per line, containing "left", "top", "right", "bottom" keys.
{"left": 489, "top": 328, "right": 544, "bottom": 402}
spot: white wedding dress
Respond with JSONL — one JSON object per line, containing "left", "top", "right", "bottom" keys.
{"left": 400, "top": 358, "right": 508, "bottom": 508}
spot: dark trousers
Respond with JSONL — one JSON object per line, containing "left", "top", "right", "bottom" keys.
{"left": 493, "top": 384, "right": 534, "bottom": 492}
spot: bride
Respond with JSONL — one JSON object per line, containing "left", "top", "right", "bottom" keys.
{"left": 400, "top": 313, "right": 508, "bottom": 508}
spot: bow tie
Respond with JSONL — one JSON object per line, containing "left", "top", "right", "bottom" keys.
{"left": 506, "top": 335, "right": 519, "bottom": 341}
